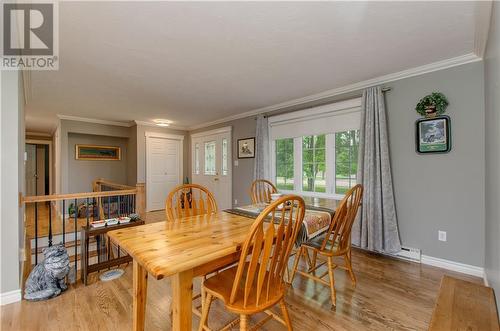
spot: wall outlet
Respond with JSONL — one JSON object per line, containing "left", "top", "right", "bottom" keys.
{"left": 234, "top": 199, "right": 238, "bottom": 205}
{"left": 438, "top": 230, "right": 447, "bottom": 242}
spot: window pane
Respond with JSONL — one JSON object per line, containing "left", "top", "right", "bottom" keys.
{"left": 335, "top": 130, "right": 359, "bottom": 194}
{"left": 204, "top": 141, "right": 216, "bottom": 175}
{"left": 194, "top": 143, "right": 200, "bottom": 174}
{"left": 222, "top": 138, "right": 228, "bottom": 176}
{"left": 302, "top": 134, "right": 326, "bottom": 192}
{"left": 275, "top": 138, "right": 294, "bottom": 190}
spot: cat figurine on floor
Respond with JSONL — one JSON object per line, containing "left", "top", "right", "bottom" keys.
{"left": 24, "top": 244, "right": 70, "bottom": 301}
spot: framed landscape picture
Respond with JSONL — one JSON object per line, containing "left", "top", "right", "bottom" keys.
{"left": 237, "top": 137, "right": 255, "bottom": 159}
{"left": 76, "top": 144, "right": 121, "bottom": 160}
{"left": 415, "top": 116, "right": 451, "bottom": 154}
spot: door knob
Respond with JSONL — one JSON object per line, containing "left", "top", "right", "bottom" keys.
{"left": 214, "top": 178, "right": 219, "bottom": 181}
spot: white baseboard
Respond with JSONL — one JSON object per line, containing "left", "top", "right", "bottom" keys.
{"left": 421, "top": 255, "right": 484, "bottom": 278}
{"left": 0, "top": 289, "right": 21, "bottom": 306}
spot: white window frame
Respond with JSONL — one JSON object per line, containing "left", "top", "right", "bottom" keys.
{"left": 269, "top": 98, "right": 361, "bottom": 199}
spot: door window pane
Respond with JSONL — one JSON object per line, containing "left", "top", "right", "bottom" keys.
{"left": 222, "top": 138, "right": 228, "bottom": 176}
{"left": 275, "top": 138, "right": 294, "bottom": 190}
{"left": 204, "top": 141, "right": 216, "bottom": 175}
{"left": 302, "top": 135, "right": 326, "bottom": 192}
{"left": 194, "top": 143, "right": 200, "bottom": 174}
{"left": 335, "top": 130, "right": 359, "bottom": 194}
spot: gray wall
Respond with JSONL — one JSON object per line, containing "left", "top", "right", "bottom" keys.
{"left": 189, "top": 117, "right": 256, "bottom": 207}
{"left": 67, "top": 133, "right": 129, "bottom": 193}
{"left": 387, "top": 62, "right": 485, "bottom": 266}
{"left": 484, "top": 2, "right": 500, "bottom": 305}
{"left": 59, "top": 120, "right": 130, "bottom": 193}
{"left": 189, "top": 62, "right": 486, "bottom": 266}
{"left": 1, "top": 70, "right": 25, "bottom": 296}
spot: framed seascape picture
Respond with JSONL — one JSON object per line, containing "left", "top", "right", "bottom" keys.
{"left": 415, "top": 116, "right": 451, "bottom": 154}
{"left": 237, "top": 137, "right": 255, "bottom": 159}
{"left": 75, "top": 144, "right": 121, "bottom": 160}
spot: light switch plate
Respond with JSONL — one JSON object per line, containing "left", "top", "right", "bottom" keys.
{"left": 234, "top": 160, "right": 239, "bottom": 166}
{"left": 438, "top": 231, "right": 447, "bottom": 242}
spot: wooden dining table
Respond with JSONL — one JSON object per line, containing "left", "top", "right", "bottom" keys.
{"left": 107, "top": 197, "right": 340, "bottom": 331}
{"left": 108, "top": 212, "right": 259, "bottom": 331}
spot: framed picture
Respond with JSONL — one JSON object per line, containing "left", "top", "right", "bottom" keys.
{"left": 237, "top": 137, "right": 255, "bottom": 159}
{"left": 415, "top": 116, "right": 451, "bottom": 154}
{"left": 75, "top": 144, "right": 121, "bottom": 160}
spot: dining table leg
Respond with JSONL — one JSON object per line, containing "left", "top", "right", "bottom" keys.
{"left": 171, "top": 269, "right": 194, "bottom": 331}
{"left": 133, "top": 260, "right": 148, "bottom": 331}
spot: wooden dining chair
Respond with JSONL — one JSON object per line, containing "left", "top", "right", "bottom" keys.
{"left": 250, "top": 179, "right": 278, "bottom": 204}
{"left": 290, "top": 184, "right": 363, "bottom": 308}
{"left": 166, "top": 183, "right": 218, "bottom": 221}
{"left": 165, "top": 183, "right": 219, "bottom": 318}
{"left": 198, "top": 195, "right": 305, "bottom": 331}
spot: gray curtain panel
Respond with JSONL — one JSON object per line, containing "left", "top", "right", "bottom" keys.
{"left": 254, "top": 115, "right": 270, "bottom": 180}
{"left": 352, "top": 86, "right": 402, "bottom": 253}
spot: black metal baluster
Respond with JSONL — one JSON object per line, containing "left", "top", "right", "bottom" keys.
{"left": 93, "top": 198, "right": 96, "bottom": 221}
{"left": 86, "top": 198, "right": 89, "bottom": 228}
{"left": 107, "top": 196, "right": 110, "bottom": 219}
{"left": 74, "top": 198, "right": 77, "bottom": 278}
{"left": 132, "top": 195, "right": 135, "bottom": 214}
{"left": 117, "top": 196, "right": 121, "bottom": 218}
{"left": 62, "top": 200, "right": 66, "bottom": 245}
{"left": 48, "top": 202, "right": 53, "bottom": 247}
{"left": 34, "top": 202, "right": 38, "bottom": 264}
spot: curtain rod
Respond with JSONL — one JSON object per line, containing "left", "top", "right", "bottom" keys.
{"left": 256, "top": 86, "right": 392, "bottom": 119}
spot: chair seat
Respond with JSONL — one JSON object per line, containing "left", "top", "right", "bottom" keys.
{"left": 203, "top": 263, "right": 286, "bottom": 314}
{"left": 303, "top": 234, "right": 347, "bottom": 256}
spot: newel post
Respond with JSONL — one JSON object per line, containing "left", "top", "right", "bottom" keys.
{"left": 136, "top": 183, "right": 146, "bottom": 220}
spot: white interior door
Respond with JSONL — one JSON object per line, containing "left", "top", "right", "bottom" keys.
{"left": 146, "top": 136, "right": 182, "bottom": 211}
{"left": 191, "top": 127, "right": 232, "bottom": 210}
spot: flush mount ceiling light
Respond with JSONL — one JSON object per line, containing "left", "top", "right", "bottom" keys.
{"left": 153, "top": 119, "right": 171, "bottom": 127}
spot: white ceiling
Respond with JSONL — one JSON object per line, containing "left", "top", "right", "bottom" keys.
{"left": 25, "top": 1, "right": 485, "bottom": 132}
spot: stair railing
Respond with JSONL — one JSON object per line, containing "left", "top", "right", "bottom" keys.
{"left": 21, "top": 180, "right": 146, "bottom": 284}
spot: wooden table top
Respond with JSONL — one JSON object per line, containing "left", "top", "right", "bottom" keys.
{"left": 107, "top": 212, "right": 256, "bottom": 280}
{"left": 301, "top": 196, "right": 341, "bottom": 210}
{"left": 429, "top": 275, "right": 500, "bottom": 331}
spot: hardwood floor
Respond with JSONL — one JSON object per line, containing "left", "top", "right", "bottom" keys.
{"left": 1, "top": 229, "right": 481, "bottom": 331}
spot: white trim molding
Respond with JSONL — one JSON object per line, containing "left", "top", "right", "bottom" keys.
{"left": 57, "top": 115, "right": 133, "bottom": 127}
{"left": 421, "top": 255, "right": 484, "bottom": 278}
{"left": 144, "top": 131, "right": 185, "bottom": 141}
{"left": 1, "top": 289, "right": 21, "bottom": 306}
{"left": 188, "top": 53, "right": 481, "bottom": 131}
{"left": 190, "top": 126, "right": 232, "bottom": 138}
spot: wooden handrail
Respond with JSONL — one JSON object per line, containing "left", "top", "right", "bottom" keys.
{"left": 92, "top": 178, "right": 136, "bottom": 191}
{"left": 22, "top": 189, "right": 138, "bottom": 203}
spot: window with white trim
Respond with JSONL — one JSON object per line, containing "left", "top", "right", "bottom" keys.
{"left": 204, "top": 141, "right": 216, "bottom": 175}
{"left": 222, "top": 138, "right": 228, "bottom": 176}
{"left": 269, "top": 98, "right": 361, "bottom": 198}
{"left": 194, "top": 143, "right": 200, "bottom": 175}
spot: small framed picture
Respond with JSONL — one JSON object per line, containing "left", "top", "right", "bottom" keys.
{"left": 237, "top": 137, "right": 255, "bottom": 159}
{"left": 415, "top": 116, "right": 451, "bottom": 154}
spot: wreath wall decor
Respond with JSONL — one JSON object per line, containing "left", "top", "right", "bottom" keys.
{"left": 415, "top": 92, "right": 449, "bottom": 118}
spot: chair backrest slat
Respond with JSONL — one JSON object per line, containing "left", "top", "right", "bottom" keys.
{"left": 166, "top": 184, "right": 218, "bottom": 221}
{"left": 321, "top": 184, "right": 363, "bottom": 253}
{"left": 251, "top": 179, "right": 278, "bottom": 204}
{"left": 229, "top": 195, "right": 305, "bottom": 308}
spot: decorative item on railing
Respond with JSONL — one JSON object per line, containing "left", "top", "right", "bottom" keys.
{"left": 24, "top": 244, "right": 70, "bottom": 301}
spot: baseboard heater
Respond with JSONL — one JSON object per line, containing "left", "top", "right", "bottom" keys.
{"left": 393, "top": 246, "right": 421, "bottom": 262}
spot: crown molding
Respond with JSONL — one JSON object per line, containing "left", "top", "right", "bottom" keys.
{"left": 473, "top": 1, "right": 493, "bottom": 58}
{"left": 57, "top": 115, "right": 133, "bottom": 127}
{"left": 134, "top": 120, "right": 187, "bottom": 131}
{"left": 188, "top": 52, "right": 481, "bottom": 131}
